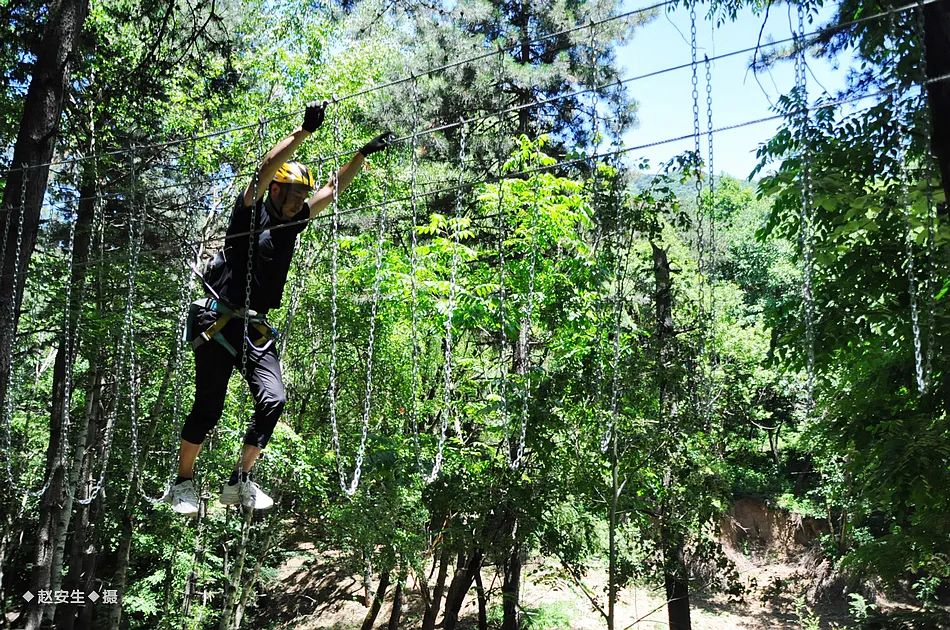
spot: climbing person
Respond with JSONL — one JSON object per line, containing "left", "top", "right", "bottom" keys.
{"left": 162, "top": 101, "right": 395, "bottom": 514}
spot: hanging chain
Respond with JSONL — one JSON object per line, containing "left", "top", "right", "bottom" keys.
{"left": 511, "top": 165, "right": 541, "bottom": 470}
{"left": 588, "top": 19, "right": 609, "bottom": 418}
{"left": 705, "top": 51, "right": 716, "bottom": 269}
{"left": 409, "top": 76, "right": 423, "bottom": 469}
{"left": 426, "top": 120, "right": 467, "bottom": 483}
{"left": 796, "top": 1, "right": 817, "bottom": 404}
{"left": 901, "top": 161, "right": 927, "bottom": 394}
{"left": 603, "top": 174, "right": 626, "bottom": 453}
{"left": 76, "top": 118, "right": 111, "bottom": 504}
{"left": 125, "top": 149, "right": 144, "bottom": 498}
{"left": 493, "top": 46, "right": 511, "bottom": 461}
{"left": 2, "top": 165, "right": 27, "bottom": 489}
{"left": 703, "top": 49, "right": 717, "bottom": 425}
{"left": 690, "top": 0, "right": 703, "bottom": 209}
{"left": 329, "top": 113, "right": 346, "bottom": 493}
{"left": 914, "top": 0, "right": 936, "bottom": 392}
{"left": 343, "top": 166, "right": 389, "bottom": 496}
{"left": 241, "top": 121, "right": 265, "bottom": 383}
{"left": 690, "top": 0, "right": 707, "bottom": 338}
{"left": 58, "top": 207, "right": 78, "bottom": 479}
{"left": 497, "top": 168, "right": 510, "bottom": 460}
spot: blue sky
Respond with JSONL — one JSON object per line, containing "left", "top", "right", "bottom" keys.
{"left": 615, "top": 0, "right": 853, "bottom": 179}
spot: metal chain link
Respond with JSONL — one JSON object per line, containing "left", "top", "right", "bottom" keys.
{"left": 603, "top": 174, "right": 627, "bottom": 454}
{"left": 496, "top": 169, "right": 510, "bottom": 461}
{"left": 58, "top": 210, "right": 78, "bottom": 476}
{"left": 75, "top": 122, "right": 110, "bottom": 504}
{"left": 511, "top": 164, "right": 540, "bottom": 470}
{"left": 125, "top": 151, "right": 144, "bottom": 501}
{"left": 493, "top": 47, "right": 512, "bottom": 462}
{"left": 703, "top": 49, "right": 717, "bottom": 426}
{"left": 329, "top": 114, "right": 346, "bottom": 492}
{"left": 2, "top": 166, "right": 30, "bottom": 491}
{"left": 588, "top": 19, "right": 609, "bottom": 420}
{"left": 241, "top": 122, "right": 265, "bottom": 382}
{"left": 901, "top": 161, "right": 927, "bottom": 394}
{"left": 344, "top": 186, "right": 388, "bottom": 496}
{"left": 425, "top": 120, "right": 466, "bottom": 483}
{"left": 914, "top": 0, "right": 936, "bottom": 392}
{"left": 690, "top": 0, "right": 706, "bottom": 327}
{"left": 409, "top": 76, "right": 423, "bottom": 470}
{"left": 796, "top": 2, "right": 817, "bottom": 404}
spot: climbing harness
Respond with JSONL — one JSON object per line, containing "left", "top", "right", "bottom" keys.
{"left": 186, "top": 296, "right": 279, "bottom": 357}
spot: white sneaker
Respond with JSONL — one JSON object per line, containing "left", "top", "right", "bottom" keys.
{"left": 162, "top": 479, "right": 199, "bottom": 515}
{"left": 219, "top": 477, "right": 273, "bottom": 510}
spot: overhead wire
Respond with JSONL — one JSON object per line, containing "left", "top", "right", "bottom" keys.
{"left": 5, "top": 0, "right": 938, "bottom": 231}
{"left": 0, "top": 0, "right": 936, "bottom": 182}
{"left": 0, "top": 0, "right": 677, "bottom": 179}
{"left": 4, "top": 66, "right": 946, "bottom": 292}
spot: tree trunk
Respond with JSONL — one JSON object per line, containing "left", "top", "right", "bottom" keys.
{"left": 0, "top": 0, "right": 90, "bottom": 418}
{"left": 474, "top": 564, "right": 488, "bottom": 630}
{"left": 105, "top": 514, "right": 133, "bottom": 630}
{"left": 663, "top": 534, "right": 691, "bottom": 630}
{"left": 608, "top": 424, "right": 619, "bottom": 630}
{"left": 24, "top": 169, "right": 97, "bottom": 629}
{"left": 443, "top": 550, "right": 483, "bottom": 630}
{"left": 219, "top": 508, "right": 254, "bottom": 630}
{"left": 652, "top": 242, "right": 692, "bottom": 630}
{"left": 421, "top": 546, "right": 450, "bottom": 630}
{"left": 923, "top": 0, "right": 950, "bottom": 212}
{"left": 501, "top": 541, "right": 522, "bottom": 630}
{"left": 56, "top": 358, "right": 105, "bottom": 630}
{"left": 386, "top": 579, "right": 403, "bottom": 630}
{"left": 359, "top": 569, "right": 391, "bottom": 630}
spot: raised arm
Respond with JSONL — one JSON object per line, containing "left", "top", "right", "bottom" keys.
{"left": 241, "top": 102, "right": 327, "bottom": 207}
{"left": 305, "top": 132, "right": 395, "bottom": 218}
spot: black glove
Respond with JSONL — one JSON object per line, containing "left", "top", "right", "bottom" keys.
{"left": 359, "top": 132, "right": 395, "bottom": 157}
{"left": 302, "top": 100, "right": 328, "bottom": 132}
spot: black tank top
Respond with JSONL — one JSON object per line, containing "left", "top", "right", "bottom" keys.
{"left": 203, "top": 196, "right": 308, "bottom": 313}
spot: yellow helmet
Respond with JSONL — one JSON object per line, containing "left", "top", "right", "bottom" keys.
{"left": 273, "top": 161, "right": 315, "bottom": 189}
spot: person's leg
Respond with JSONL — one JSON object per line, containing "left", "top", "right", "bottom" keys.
{"left": 239, "top": 340, "right": 286, "bottom": 472}
{"left": 178, "top": 319, "right": 235, "bottom": 479}
{"left": 177, "top": 440, "right": 203, "bottom": 478}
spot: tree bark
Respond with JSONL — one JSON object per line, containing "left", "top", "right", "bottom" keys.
{"left": 652, "top": 242, "right": 692, "bottom": 630}
{"left": 359, "top": 569, "right": 391, "bottom": 630}
{"left": 24, "top": 166, "right": 97, "bottom": 629}
{"left": 442, "top": 550, "right": 483, "bottom": 630}
{"left": 0, "top": 0, "right": 90, "bottom": 418}
{"left": 219, "top": 508, "right": 254, "bottom": 630}
{"left": 474, "top": 564, "right": 488, "bottom": 630}
{"left": 421, "top": 546, "right": 450, "bottom": 630}
{"left": 923, "top": 0, "right": 950, "bottom": 212}
{"left": 56, "top": 357, "right": 105, "bottom": 630}
{"left": 105, "top": 514, "right": 133, "bottom": 630}
{"left": 501, "top": 540, "right": 522, "bottom": 630}
{"left": 386, "top": 578, "right": 403, "bottom": 630}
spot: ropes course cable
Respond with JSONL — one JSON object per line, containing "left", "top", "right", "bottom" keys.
{"left": 6, "top": 68, "right": 948, "bottom": 289}
{"left": 0, "top": 0, "right": 935, "bottom": 189}
{"left": 0, "top": 0, "right": 676, "bottom": 179}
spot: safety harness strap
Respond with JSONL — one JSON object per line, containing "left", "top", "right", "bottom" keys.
{"left": 188, "top": 298, "right": 279, "bottom": 357}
